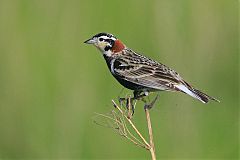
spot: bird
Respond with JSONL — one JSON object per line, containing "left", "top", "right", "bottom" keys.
{"left": 84, "top": 32, "right": 219, "bottom": 105}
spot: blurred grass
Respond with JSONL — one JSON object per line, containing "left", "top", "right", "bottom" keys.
{"left": 0, "top": 0, "right": 238, "bottom": 159}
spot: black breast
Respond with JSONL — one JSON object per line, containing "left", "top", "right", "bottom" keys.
{"left": 103, "top": 55, "right": 146, "bottom": 91}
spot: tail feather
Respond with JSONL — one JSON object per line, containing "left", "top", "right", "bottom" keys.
{"left": 193, "top": 89, "right": 220, "bottom": 103}
{"left": 175, "top": 84, "right": 220, "bottom": 103}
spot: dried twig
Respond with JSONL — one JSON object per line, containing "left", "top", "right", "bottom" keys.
{"left": 94, "top": 96, "right": 157, "bottom": 159}
{"left": 112, "top": 100, "right": 150, "bottom": 148}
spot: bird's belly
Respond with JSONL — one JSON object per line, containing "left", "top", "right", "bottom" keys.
{"left": 113, "top": 75, "right": 155, "bottom": 91}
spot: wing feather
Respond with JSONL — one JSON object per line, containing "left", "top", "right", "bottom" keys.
{"left": 113, "top": 54, "right": 182, "bottom": 91}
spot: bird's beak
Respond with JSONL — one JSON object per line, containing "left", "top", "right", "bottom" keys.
{"left": 84, "top": 38, "right": 96, "bottom": 44}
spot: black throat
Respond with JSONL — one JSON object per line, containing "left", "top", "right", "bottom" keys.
{"left": 103, "top": 54, "right": 112, "bottom": 71}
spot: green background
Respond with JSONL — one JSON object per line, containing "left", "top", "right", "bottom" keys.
{"left": 0, "top": 0, "right": 238, "bottom": 159}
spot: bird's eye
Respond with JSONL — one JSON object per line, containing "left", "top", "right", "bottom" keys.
{"left": 99, "top": 38, "right": 103, "bottom": 41}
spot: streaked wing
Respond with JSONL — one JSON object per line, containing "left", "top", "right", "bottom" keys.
{"left": 112, "top": 50, "right": 183, "bottom": 91}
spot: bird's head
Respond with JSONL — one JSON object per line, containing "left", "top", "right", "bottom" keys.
{"left": 84, "top": 32, "right": 125, "bottom": 56}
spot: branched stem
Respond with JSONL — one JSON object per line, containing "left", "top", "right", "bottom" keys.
{"left": 112, "top": 99, "right": 157, "bottom": 159}
{"left": 112, "top": 100, "right": 150, "bottom": 148}
{"left": 94, "top": 98, "right": 157, "bottom": 160}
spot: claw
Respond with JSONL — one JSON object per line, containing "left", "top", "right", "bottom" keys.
{"left": 118, "top": 97, "right": 126, "bottom": 107}
{"left": 144, "top": 94, "right": 159, "bottom": 110}
{"left": 118, "top": 90, "right": 154, "bottom": 118}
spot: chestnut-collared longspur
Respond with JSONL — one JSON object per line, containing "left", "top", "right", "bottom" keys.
{"left": 84, "top": 32, "right": 219, "bottom": 103}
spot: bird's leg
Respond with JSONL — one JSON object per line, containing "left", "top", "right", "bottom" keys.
{"left": 118, "top": 97, "right": 126, "bottom": 107}
{"left": 126, "top": 97, "right": 130, "bottom": 118}
{"left": 125, "top": 90, "right": 149, "bottom": 116}
{"left": 126, "top": 96, "right": 139, "bottom": 118}
{"left": 118, "top": 90, "right": 149, "bottom": 118}
{"left": 117, "top": 88, "right": 126, "bottom": 107}
{"left": 122, "top": 91, "right": 144, "bottom": 118}
{"left": 117, "top": 95, "right": 135, "bottom": 118}
{"left": 144, "top": 93, "right": 159, "bottom": 110}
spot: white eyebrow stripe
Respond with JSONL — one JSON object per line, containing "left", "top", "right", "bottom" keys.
{"left": 99, "top": 36, "right": 116, "bottom": 41}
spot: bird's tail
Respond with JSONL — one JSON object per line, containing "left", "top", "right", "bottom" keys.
{"left": 192, "top": 88, "right": 220, "bottom": 103}
{"left": 175, "top": 83, "right": 220, "bottom": 103}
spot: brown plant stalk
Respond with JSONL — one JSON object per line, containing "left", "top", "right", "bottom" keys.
{"left": 145, "top": 106, "right": 156, "bottom": 160}
{"left": 94, "top": 96, "right": 157, "bottom": 160}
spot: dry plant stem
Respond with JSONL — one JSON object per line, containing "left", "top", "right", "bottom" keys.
{"left": 112, "top": 100, "right": 150, "bottom": 148}
{"left": 120, "top": 113, "right": 147, "bottom": 148}
{"left": 145, "top": 107, "right": 156, "bottom": 160}
{"left": 112, "top": 99, "right": 157, "bottom": 160}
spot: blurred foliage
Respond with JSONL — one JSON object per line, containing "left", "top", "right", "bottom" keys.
{"left": 0, "top": 0, "right": 238, "bottom": 159}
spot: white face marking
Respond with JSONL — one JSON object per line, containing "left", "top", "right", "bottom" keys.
{"left": 93, "top": 35, "right": 116, "bottom": 56}
{"left": 98, "top": 36, "right": 116, "bottom": 41}
{"left": 85, "top": 33, "right": 118, "bottom": 56}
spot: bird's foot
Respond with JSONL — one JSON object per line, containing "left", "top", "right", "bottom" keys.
{"left": 144, "top": 94, "right": 159, "bottom": 110}
{"left": 118, "top": 97, "right": 126, "bottom": 107}
{"left": 118, "top": 96, "right": 135, "bottom": 119}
